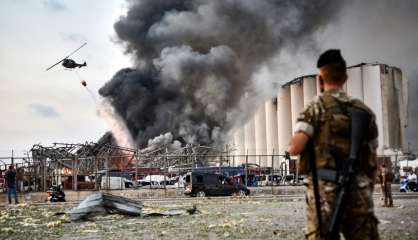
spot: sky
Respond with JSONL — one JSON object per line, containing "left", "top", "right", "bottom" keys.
{"left": 0, "top": 0, "right": 131, "bottom": 157}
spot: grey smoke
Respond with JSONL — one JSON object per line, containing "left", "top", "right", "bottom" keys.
{"left": 100, "top": 0, "right": 343, "bottom": 147}
{"left": 315, "top": 0, "right": 418, "bottom": 153}
{"left": 141, "top": 132, "right": 182, "bottom": 153}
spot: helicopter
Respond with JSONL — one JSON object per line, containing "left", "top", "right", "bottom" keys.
{"left": 46, "top": 42, "right": 87, "bottom": 71}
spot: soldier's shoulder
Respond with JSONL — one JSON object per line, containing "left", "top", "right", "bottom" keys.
{"left": 304, "top": 96, "right": 325, "bottom": 116}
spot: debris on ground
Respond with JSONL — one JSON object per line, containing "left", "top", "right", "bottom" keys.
{"left": 69, "top": 193, "right": 143, "bottom": 221}
{"left": 1, "top": 198, "right": 416, "bottom": 239}
{"left": 142, "top": 205, "right": 199, "bottom": 217}
{"left": 68, "top": 193, "right": 199, "bottom": 221}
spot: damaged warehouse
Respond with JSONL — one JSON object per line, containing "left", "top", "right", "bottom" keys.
{"left": 7, "top": 140, "right": 235, "bottom": 193}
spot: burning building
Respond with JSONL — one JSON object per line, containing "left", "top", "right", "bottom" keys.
{"left": 98, "top": 0, "right": 345, "bottom": 150}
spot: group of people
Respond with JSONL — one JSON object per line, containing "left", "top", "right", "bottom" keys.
{"left": 406, "top": 170, "right": 417, "bottom": 191}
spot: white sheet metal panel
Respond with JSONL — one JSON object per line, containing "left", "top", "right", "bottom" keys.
{"left": 362, "top": 65, "right": 384, "bottom": 154}
{"left": 277, "top": 86, "right": 292, "bottom": 156}
{"left": 265, "top": 99, "right": 278, "bottom": 166}
{"left": 302, "top": 76, "right": 317, "bottom": 107}
{"left": 290, "top": 82, "right": 304, "bottom": 133}
{"left": 233, "top": 128, "right": 245, "bottom": 166}
{"left": 244, "top": 117, "right": 256, "bottom": 164}
{"left": 255, "top": 104, "right": 267, "bottom": 167}
{"left": 347, "top": 65, "right": 364, "bottom": 101}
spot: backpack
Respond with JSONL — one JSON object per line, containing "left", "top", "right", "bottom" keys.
{"left": 299, "top": 94, "right": 378, "bottom": 178}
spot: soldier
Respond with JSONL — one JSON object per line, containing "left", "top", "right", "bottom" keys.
{"left": 379, "top": 164, "right": 393, "bottom": 207}
{"left": 287, "top": 49, "right": 379, "bottom": 239}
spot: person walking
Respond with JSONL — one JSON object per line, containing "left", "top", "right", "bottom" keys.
{"left": 287, "top": 49, "right": 379, "bottom": 239}
{"left": 379, "top": 164, "right": 393, "bottom": 207}
{"left": 5, "top": 165, "right": 19, "bottom": 204}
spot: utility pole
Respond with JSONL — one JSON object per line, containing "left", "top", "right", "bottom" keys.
{"left": 271, "top": 149, "right": 274, "bottom": 193}
{"left": 164, "top": 147, "right": 167, "bottom": 197}
{"left": 245, "top": 149, "right": 248, "bottom": 187}
{"left": 135, "top": 149, "right": 139, "bottom": 186}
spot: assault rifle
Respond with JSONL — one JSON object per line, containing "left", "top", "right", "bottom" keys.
{"left": 325, "top": 109, "right": 371, "bottom": 239}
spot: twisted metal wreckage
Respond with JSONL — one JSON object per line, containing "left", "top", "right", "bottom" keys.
{"left": 27, "top": 141, "right": 231, "bottom": 191}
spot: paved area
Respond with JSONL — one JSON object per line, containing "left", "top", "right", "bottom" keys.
{"left": 0, "top": 195, "right": 417, "bottom": 239}
{"left": 0, "top": 184, "right": 402, "bottom": 205}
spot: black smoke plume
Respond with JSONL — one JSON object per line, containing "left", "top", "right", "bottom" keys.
{"left": 99, "top": 0, "right": 344, "bottom": 147}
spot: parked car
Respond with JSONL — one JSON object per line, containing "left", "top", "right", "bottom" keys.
{"left": 100, "top": 176, "right": 132, "bottom": 190}
{"left": 136, "top": 175, "right": 171, "bottom": 188}
{"left": 184, "top": 172, "right": 250, "bottom": 197}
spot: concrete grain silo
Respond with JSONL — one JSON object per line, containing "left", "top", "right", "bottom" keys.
{"left": 265, "top": 98, "right": 279, "bottom": 166}
{"left": 230, "top": 62, "right": 408, "bottom": 171}
{"left": 302, "top": 76, "right": 317, "bottom": 107}
{"left": 346, "top": 63, "right": 408, "bottom": 154}
{"left": 244, "top": 117, "right": 256, "bottom": 164}
{"left": 277, "top": 86, "right": 292, "bottom": 157}
{"left": 255, "top": 104, "right": 268, "bottom": 167}
{"left": 290, "top": 82, "right": 304, "bottom": 133}
{"left": 233, "top": 128, "right": 245, "bottom": 166}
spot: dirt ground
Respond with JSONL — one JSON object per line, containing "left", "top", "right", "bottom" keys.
{"left": 0, "top": 197, "right": 417, "bottom": 240}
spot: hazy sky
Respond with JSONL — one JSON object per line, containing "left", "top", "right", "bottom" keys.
{"left": 0, "top": 0, "right": 131, "bottom": 156}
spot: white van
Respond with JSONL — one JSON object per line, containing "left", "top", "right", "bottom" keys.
{"left": 100, "top": 176, "right": 132, "bottom": 190}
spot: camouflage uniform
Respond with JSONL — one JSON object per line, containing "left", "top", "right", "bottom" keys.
{"left": 379, "top": 166, "right": 393, "bottom": 207}
{"left": 296, "top": 88, "right": 379, "bottom": 239}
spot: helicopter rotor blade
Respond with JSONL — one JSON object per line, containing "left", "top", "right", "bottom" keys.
{"left": 45, "top": 58, "right": 66, "bottom": 71}
{"left": 45, "top": 42, "right": 87, "bottom": 71}
{"left": 65, "top": 42, "right": 87, "bottom": 58}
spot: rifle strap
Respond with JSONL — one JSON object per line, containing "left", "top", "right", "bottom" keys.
{"left": 308, "top": 141, "right": 324, "bottom": 238}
